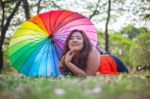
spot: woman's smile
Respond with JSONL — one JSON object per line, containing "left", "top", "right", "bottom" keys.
{"left": 71, "top": 43, "right": 79, "bottom": 47}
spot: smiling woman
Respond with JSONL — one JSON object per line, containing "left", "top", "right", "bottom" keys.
{"left": 58, "top": 30, "right": 100, "bottom": 76}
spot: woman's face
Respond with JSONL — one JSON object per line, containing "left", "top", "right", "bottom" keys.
{"left": 68, "top": 32, "right": 84, "bottom": 52}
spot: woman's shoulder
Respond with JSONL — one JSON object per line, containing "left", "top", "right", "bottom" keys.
{"left": 90, "top": 47, "right": 100, "bottom": 56}
{"left": 87, "top": 47, "right": 100, "bottom": 60}
{"left": 86, "top": 47, "right": 100, "bottom": 75}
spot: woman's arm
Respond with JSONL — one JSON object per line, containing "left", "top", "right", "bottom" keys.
{"left": 65, "top": 62, "right": 87, "bottom": 76}
{"left": 85, "top": 48, "right": 100, "bottom": 75}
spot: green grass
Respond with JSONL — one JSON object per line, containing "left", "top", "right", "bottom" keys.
{"left": 0, "top": 73, "right": 150, "bottom": 99}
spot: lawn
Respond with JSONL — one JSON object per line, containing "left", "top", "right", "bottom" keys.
{"left": 0, "top": 73, "right": 150, "bottom": 99}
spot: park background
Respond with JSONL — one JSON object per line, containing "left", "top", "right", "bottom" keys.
{"left": 0, "top": 0, "right": 150, "bottom": 99}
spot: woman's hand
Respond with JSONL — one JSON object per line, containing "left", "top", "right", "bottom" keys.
{"left": 58, "top": 61, "right": 64, "bottom": 68}
{"left": 58, "top": 55, "right": 66, "bottom": 70}
{"left": 65, "top": 50, "right": 75, "bottom": 66}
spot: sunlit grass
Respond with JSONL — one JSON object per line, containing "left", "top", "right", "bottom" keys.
{"left": 0, "top": 73, "right": 150, "bottom": 99}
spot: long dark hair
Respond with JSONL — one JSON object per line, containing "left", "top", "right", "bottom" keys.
{"left": 60, "top": 30, "right": 93, "bottom": 74}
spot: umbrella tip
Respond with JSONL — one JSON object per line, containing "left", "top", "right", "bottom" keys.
{"left": 48, "top": 35, "right": 52, "bottom": 38}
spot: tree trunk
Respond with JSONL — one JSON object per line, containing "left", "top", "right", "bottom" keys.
{"left": 0, "top": 0, "right": 21, "bottom": 73}
{"left": 37, "top": 0, "right": 42, "bottom": 14}
{"left": 104, "top": 0, "right": 111, "bottom": 52}
{"left": 0, "top": 42, "right": 3, "bottom": 73}
{"left": 22, "top": 0, "right": 30, "bottom": 19}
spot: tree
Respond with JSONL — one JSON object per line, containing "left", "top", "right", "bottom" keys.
{"left": 22, "top": 0, "right": 30, "bottom": 19}
{"left": 36, "top": 0, "right": 42, "bottom": 14}
{"left": 90, "top": 0, "right": 126, "bottom": 51}
{"left": 104, "top": 0, "right": 111, "bottom": 52}
{"left": 120, "top": 24, "right": 148, "bottom": 39}
{"left": 0, "top": 0, "right": 22, "bottom": 73}
{"left": 129, "top": 32, "right": 150, "bottom": 67}
{"left": 120, "top": 24, "right": 140, "bottom": 39}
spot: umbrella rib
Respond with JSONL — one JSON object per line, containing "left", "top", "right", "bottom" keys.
{"left": 38, "top": 14, "right": 49, "bottom": 34}
{"left": 9, "top": 37, "right": 47, "bottom": 50}
{"left": 9, "top": 38, "right": 39, "bottom": 55}
{"left": 54, "top": 24, "right": 97, "bottom": 37}
{"left": 49, "top": 12, "right": 52, "bottom": 35}
{"left": 54, "top": 18, "right": 87, "bottom": 35}
{"left": 11, "top": 34, "right": 46, "bottom": 40}
{"left": 55, "top": 17, "right": 89, "bottom": 34}
{"left": 11, "top": 39, "right": 47, "bottom": 68}
{"left": 53, "top": 36, "right": 67, "bottom": 41}
{"left": 58, "top": 24, "right": 95, "bottom": 32}
{"left": 46, "top": 40, "right": 50, "bottom": 76}
{"left": 53, "top": 39, "right": 63, "bottom": 59}
{"left": 37, "top": 40, "right": 49, "bottom": 77}
{"left": 52, "top": 12, "right": 75, "bottom": 33}
{"left": 18, "top": 43, "right": 44, "bottom": 75}
{"left": 10, "top": 39, "right": 48, "bottom": 67}
{"left": 53, "top": 37, "right": 65, "bottom": 45}
{"left": 53, "top": 13, "right": 84, "bottom": 34}
{"left": 51, "top": 43, "right": 58, "bottom": 76}
{"left": 19, "top": 28, "right": 47, "bottom": 36}
{"left": 51, "top": 11, "right": 64, "bottom": 34}
{"left": 27, "top": 39, "right": 49, "bottom": 77}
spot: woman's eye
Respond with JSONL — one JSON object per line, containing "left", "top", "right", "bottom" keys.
{"left": 77, "top": 37, "right": 82, "bottom": 39}
{"left": 70, "top": 37, "right": 74, "bottom": 39}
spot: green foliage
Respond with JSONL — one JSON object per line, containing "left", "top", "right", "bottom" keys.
{"left": 0, "top": 74, "right": 150, "bottom": 99}
{"left": 129, "top": 32, "right": 150, "bottom": 67}
{"left": 110, "top": 33, "right": 135, "bottom": 50}
{"left": 98, "top": 31, "right": 135, "bottom": 66}
{"left": 144, "top": 14, "right": 150, "bottom": 20}
{"left": 99, "top": 25, "right": 150, "bottom": 68}
{"left": 109, "top": 33, "right": 135, "bottom": 66}
{"left": 120, "top": 24, "right": 148, "bottom": 39}
{"left": 97, "top": 31, "right": 105, "bottom": 48}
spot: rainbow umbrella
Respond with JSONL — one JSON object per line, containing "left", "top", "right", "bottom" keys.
{"left": 8, "top": 10, "right": 97, "bottom": 77}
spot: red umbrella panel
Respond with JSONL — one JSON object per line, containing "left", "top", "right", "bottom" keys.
{"left": 8, "top": 10, "right": 98, "bottom": 77}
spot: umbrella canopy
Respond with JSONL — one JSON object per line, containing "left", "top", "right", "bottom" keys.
{"left": 8, "top": 10, "right": 97, "bottom": 77}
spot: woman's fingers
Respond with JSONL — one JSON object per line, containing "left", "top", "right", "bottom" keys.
{"left": 64, "top": 50, "right": 75, "bottom": 65}
{"left": 61, "top": 56, "right": 65, "bottom": 61}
